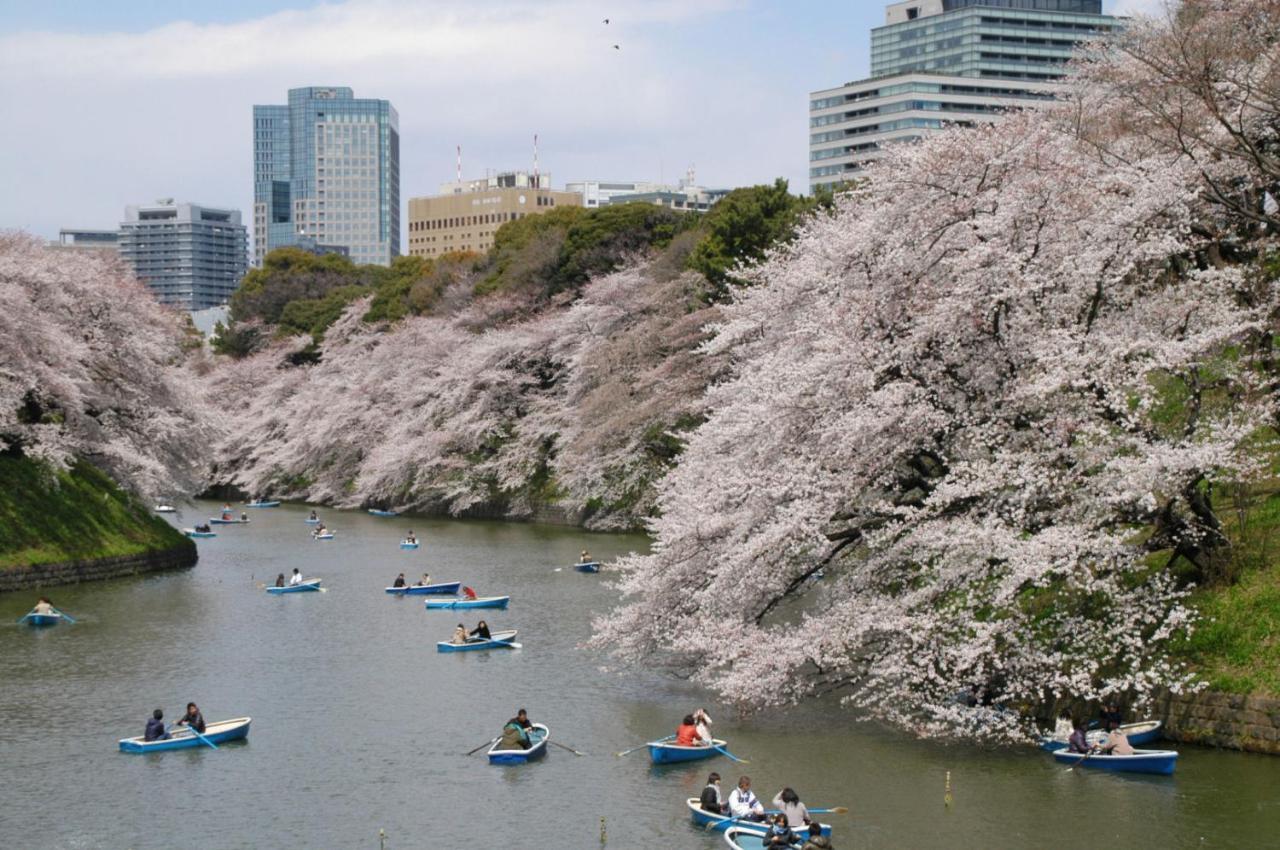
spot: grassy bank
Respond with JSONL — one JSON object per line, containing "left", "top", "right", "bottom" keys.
{"left": 0, "top": 454, "right": 189, "bottom": 570}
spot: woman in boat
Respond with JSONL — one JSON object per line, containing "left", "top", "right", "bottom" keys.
{"left": 693, "top": 707, "right": 714, "bottom": 745}
{"left": 700, "top": 772, "right": 727, "bottom": 814}
{"left": 289, "top": 568, "right": 303, "bottom": 586}
{"left": 579, "top": 549, "right": 591, "bottom": 564}
{"left": 469, "top": 620, "right": 492, "bottom": 640}
{"left": 772, "top": 787, "right": 811, "bottom": 830}
{"left": 144, "top": 708, "right": 170, "bottom": 742}
{"left": 312, "top": 523, "right": 326, "bottom": 537}
{"left": 393, "top": 573, "right": 406, "bottom": 588}
{"left": 461, "top": 585, "right": 478, "bottom": 600}
{"left": 802, "top": 824, "right": 833, "bottom": 850}
{"left": 452, "top": 623, "right": 468, "bottom": 644}
{"left": 275, "top": 573, "right": 286, "bottom": 588}
{"left": 675, "top": 714, "right": 700, "bottom": 746}
{"left": 33, "top": 597, "right": 55, "bottom": 616}
{"left": 764, "top": 814, "right": 797, "bottom": 848}
{"left": 1066, "top": 719, "right": 1092, "bottom": 754}
{"left": 175, "top": 702, "right": 206, "bottom": 734}
{"left": 1100, "top": 727, "right": 1135, "bottom": 755}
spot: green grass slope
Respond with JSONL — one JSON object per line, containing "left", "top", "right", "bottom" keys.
{"left": 0, "top": 454, "right": 191, "bottom": 570}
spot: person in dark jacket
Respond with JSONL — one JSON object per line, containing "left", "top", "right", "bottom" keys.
{"left": 175, "top": 702, "right": 206, "bottom": 734}
{"left": 470, "top": 620, "right": 491, "bottom": 640}
{"left": 275, "top": 573, "right": 286, "bottom": 588}
{"left": 393, "top": 573, "right": 406, "bottom": 588}
{"left": 700, "top": 772, "right": 726, "bottom": 814}
{"left": 144, "top": 709, "right": 170, "bottom": 742}
{"left": 1067, "top": 719, "right": 1092, "bottom": 754}
{"left": 1100, "top": 700, "right": 1123, "bottom": 732}
{"left": 802, "top": 823, "right": 833, "bottom": 850}
{"left": 764, "top": 814, "right": 797, "bottom": 848}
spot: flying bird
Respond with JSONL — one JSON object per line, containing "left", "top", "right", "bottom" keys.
{"left": 613, "top": 44, "right": 620, "bottom": 49}
{"left": 603, "top": 18, "right": 610, "bottom": 24}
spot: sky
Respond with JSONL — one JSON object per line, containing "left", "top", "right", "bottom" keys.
{"left": 0, "top": 0, "right": 1166, "bottom": 243}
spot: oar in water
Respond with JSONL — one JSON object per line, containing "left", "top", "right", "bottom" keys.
{"left": 178, "top": 723, "right": 218, "bottom": 750}
{"left": 617, "top": 735, "right": 673, "bottom": 757}
{"left": 549, "top": 740, "right": 585, "bottom": 756}
{"left": 465, "top": 736, "right": 499, "bottom": 756}
{"left": 1066, "top": 749, "right": 1097, "bottom": 772}
{"left": 51, "top": 607, "right": 76, "bottom": 624}
{"left": 714, "top": 744, "right": 749, "bottom": 764}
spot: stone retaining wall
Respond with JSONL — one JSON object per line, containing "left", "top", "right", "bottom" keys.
{"left": 1151, "top": 687, "right": 1280, "bottom": 755}
{"left": 0, "top": 542, "right": 198, "bottom": 593}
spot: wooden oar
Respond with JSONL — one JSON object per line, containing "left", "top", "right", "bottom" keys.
{"left": 618, "top": 735, "right": 673, "bottom": 757}
{"left": 178, "top": 722, "right": 218, "bottom": 750}
{"left": 805, "top": 807, "right": 848, "bottom": 815}
{"left": 714, "top": 744, "right": 750, "bottom": 764}
{"left": 465, "top": 736, "right": 499, "bottom": 756}
{"left": 549, "top": 740, "right": 585, "bottom": 756}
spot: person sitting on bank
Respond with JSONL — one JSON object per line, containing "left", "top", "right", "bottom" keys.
{"left": 728, "top": 776, "right": 766, "bottom": 822}
{"left": 802, "top": 824, "right": 833, "bottom": 850}
{"left": 289, "top": 568, "right": 303, "bottom": 586}
{"left": 470, "top": 620, "right": 491, "bottom": 640}
{"left": 675, "top": 714, "right": 702, "bottom": 746}
{"left": 453, "top": 623, "right": 468, "bottom": 644}
{"left": 1100, "top": 727, "right": 1135, "bottom": 755}
{"left": 700, "top": 772, "right": 727, "bottom": 814}
{"left": 274, "top": 573, "right": 286, "bottom": 588}
{"left": 174, "top": 702, "right": 205, "bottom": 734}
{"left": 693, "top": 707, "right": 714, "bottom": 745}
{"left": 393, "top": 573, "right": 406, "bottom": 588}
{"left": 1067, "top": 719, "right": 1092, "bottom": 754}
{"left": 765, "top": 813, "right": 797, "bottom": 848}
{"left": 33, "top": 597, "right": 55, "bottom": 616}
{"left": 1100, "top": 700, "right": 1123, "bottom": 732}
{"left": 773, "top": 787, "right": 811, "bottom": 829}
{"left": 144, "top": 708, "right": 170, "bottom": 742}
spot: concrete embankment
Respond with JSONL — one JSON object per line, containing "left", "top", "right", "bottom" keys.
{"left": 1153, "top": 688, "right": 1280, "bottom": 756}
{"left": 0, "top": 542, "right": 197, "bottom": 593}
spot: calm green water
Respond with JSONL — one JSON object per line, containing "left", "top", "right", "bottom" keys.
{"left": 1, "top": 501, "right": 1278, "bottom": 849}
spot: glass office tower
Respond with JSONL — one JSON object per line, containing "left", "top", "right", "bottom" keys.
{"left": 252, "top": 87, "right": 399, "bottom": 267}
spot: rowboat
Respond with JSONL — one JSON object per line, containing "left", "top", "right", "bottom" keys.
{"left": 425, "top": 596, "right": 509, "bottom": 610}
{"left": 184, "top": 529, "right": 216, "bottom": 538}
{"left": 304, "top": 517, "right": 320, "bottom": 524}
{"left": 1051, "top": 747, "right": 1178, "bottom": 775}
{"left": 685, "top": 799, "right": 831, "bottom": 836}
{"left": 1039, "top": 720, "right": 1163, "bottom": 752}
{"left": 21, "top": 612, "right": 63, "bottom": 627}
{"left": 384, "top": 581, "right": 460, "bottom": 596}
{"left": 209, "top": 517, "right": 249, "bottom": 525}
{"left": 437, "top": 629, "right": 519, "bottom": 652}
{"left": 724, "top": 827, "right": 801, "bottom": 850}
{"left": 400, "top": 540, "right": 420, "bottom": 549}
{"left": 574, "top": 561, "right": 601, "bottom": 573}
{"left": 368, "top": 509, "right": 399, "bottom": 517}
{"left": 119, "top": 717, "right": 251, "bottom": 753}
{"left": 154, "top": 505, "right": 176, "bottom": 513}
{"left": 487, "top": 723, "right": 548, "bottom": 764}
{"left": 313, "top": 532, "right": 335, "bottom": 540}
{"left": 650, "top": 737, "right": 727, "bottom": 764}
{"left": 267, "top": 579, "right": 322, "bottom": 594}
{"left": 245, "top": 501, "right": 280, "bottom": 508}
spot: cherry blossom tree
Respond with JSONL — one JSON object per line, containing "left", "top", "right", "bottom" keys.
{"left": 0, "top": 233, "right": 212, "bottom": 497}
{"left": 591, "top": 1, "right": 1279, "bottom": 740}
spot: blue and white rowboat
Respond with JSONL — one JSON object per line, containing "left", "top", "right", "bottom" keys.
{"left": 574, "top": 561, "right": 601, "bottom": 573}
{"left": 368, "top": 509, "right": 399, "bottom": 517}
{"left": 267, "top": 579, "right": 322, "bottom": 594}
{"left": 425, "top": 596, "right": 509, "bottom": 610}
{"left": 649, "top": 737, "right": 726, "bottom": 764}
{"left": 245, "top": 501, "right": 280, "bottom": 508}
{"left": 313, "top": 532, "right": 335, "bottom": 540}
{"left": 1039, "top": 720, "right": 1163, "bottom": 752}
{"left": 1051, "top": 747, "right": 1178, "bottom": 775}
{"left": 119, "top": 717, "right": 251, "bottom": 753}
{"left": 184, "top": 529, "right": 216, "bottom": 538}
{"left": 686, "top": 799, "right": 831, "bottom": 837}
{"left": 22, "top": 612, "right": 64, "bottom": 627}
{"left": 209, "top": 517, "right": 249, "bottom": 524}
{"left": 724, "top": 826, "right": 803, "bottom": 850}
{"left": 304, "top": 517, "right": 320, "bottom": 524}
{"left": 384, "top": 581, "right": 460, "bottom": 596}
{"left": 487, "top": 723, "right": 548, "bottom": 764}
{"left": 400, "top": 540, "right": 420, "bottom": 550}
{"left": 437, "top": 629, "right": 519, "bottom": 652}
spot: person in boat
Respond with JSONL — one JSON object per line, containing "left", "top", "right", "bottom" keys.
{"left": 675, "top": 714, "right": 702, "bottom": 747}
{"left": 289, "top": 568, "right": 303, "bottom": 586}
{"left": 1052, "top": 711, "right": 1073, "bottom": 742}
{"left": 801, "top": 824, "right": 833, "bottom": 850}
{"left": 728, "top": 775, "right": 766, "bottom": 822}
{"left": 393, "top": 573, "right": 406, "bottom": 588}
{"left": 693, "top": 707, "right": 714, "bottom": 745}
{"left": 144, "top": 708, "right": 170, "bottom": 742}
{"left": 453, "top": 623, "right": 468, "bottom": 644}
{"left": 499, "top": 713, "right": 532, "bottom": 750}
{"left": 240, "top": 512, "right": 249, "bottom": 522}
{"left": 174, "top": 702, "right": 206, "bottom": 734}
{"left": 1066, "top": 719, "right": 1092, "bottom": 754}
{"left": 461, "top": 585, "right": 478, "bottom": 600}
{"left": 1100, "top": 727, "right": 1135, "bottom": 756}
{"left": 772, "top": 787, "right": 811, "bottom": 830}
{"left": 275, "top": 573, "right": 286, "bottom": 588}
{"left": 764, "top": 813, "right": 797, "bottom": 848}
{"left": 406, "top": 531, "right": 417, "bottom": 544}
{"left": 312, "top": 523, "right": 326, "bottom": 537}
{"left": 33, "top": 597, "right": 55, "bottom": 616}
{"left": 309, "top": 510, "right": 318, "bottom": 521}
{"left": 508, "top": 708, "right": 534, "bottom": 731}
{"left": 469, "top": 620, "right": 492, "bottom": 640}
{"left": 579, "top": 549, "right": 592, "bottom": 564}
{"left": 414, "top": 573, "right": 431, "bottom": 587}
{"left": 195, "top": 523, "right": 211, "bottom": 533}
{"left": 1100, "top": 700, "right": 1123, "bottom": 732}
{"left": 700, "top": 772, "right": 727, "bottom": 815}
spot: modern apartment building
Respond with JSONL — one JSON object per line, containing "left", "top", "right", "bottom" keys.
{"left": 809, "top": 0, "right": 1117, "bottom": 189}
{"left": 406, "top": 171, "right": 582, "bottom": 259}
{"left": 117, "top": 201, "right": 248, "bottom": 310}
{"left": 54, "top": 229, "right": 120, "bottom": 252}
{"left": 253, "top": 86, "right": 399, "bottom": 267}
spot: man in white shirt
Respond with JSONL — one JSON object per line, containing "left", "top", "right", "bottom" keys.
{"left": 289, "top": 568, "right": 303, "bottom": 586}
{"left": 728, "top": 775, "right": 766, "bottom": 822}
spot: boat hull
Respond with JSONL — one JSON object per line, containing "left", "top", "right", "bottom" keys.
{"left": 650, "top": 738, "right": 726, "bottom": 764}
{"left": 574, "top": 561, "right": 601, "bottom": 573}
{"left": 368, "top": 509, "right": 399, "bottom": 517}
{"left": 245, "top": 501, "right": 280, "bottom": 508}
{"left": 1040, "top": 720, "right": 1163, "bottom": 751}
{"left": 209, "top": 518, "right": 249, "bottom": 525}
{"left": 400, "top": 542, "right": 420, "bottom": 550}
{"left": 385, "top": 581, "right": 460, "bottom": 596}
{"left": 425, "top": 596, "right": 509, "bottom": 610}
{"left": 313, "top": 533, "right": 335, "bottom": 540}
{"left": 184, "top": 530, "right": 216, "bottom": 538}
{"left": 1051, "top": 748, "right": 1177, "bottom": 775}
{"left": 437, "top": 630, "right": 519, "bottom": 652}
{"left": 267, "top": 579, "right": 322, "bottom": 594}
{"left": 724, "top": 827, "right": 790, "bottom": 850}
{"left": 25, "top": 613, "right": 62, "bottom": 627}
{"left": 304, "top": 518, "right": 320, "bottom": 524}
{"left": 119, "top": 717, "right": 251, "bottom": 753}
{"left": 686, "top": 800, "right": 830, "bottom": 836}
{"left": 487, "top": 723, "right": 548, "bottom": 764}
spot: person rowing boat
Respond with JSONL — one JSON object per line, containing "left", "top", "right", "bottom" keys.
{"left": 174, "top": 702, "right": 206, "bottom": 734}
{"left": 470, "top": 620, "right": 492, "bottom": 640}
{"left": 499, "top": 708, "right": 534, "bottom": 749}
{"left": 393, "top": 573, "right": 406, "bottom": 588}
{"left": 33, "top": 597, "right": 55, "bottom": 616}
{"left": 289, "top": 568, "right": 303, "bottom": 586}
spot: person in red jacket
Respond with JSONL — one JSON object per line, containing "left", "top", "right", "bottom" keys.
{"left": 675, "top": 714, "right": 700, "bottom": 746}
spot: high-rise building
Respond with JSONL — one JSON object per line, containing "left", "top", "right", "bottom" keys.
{"left": 406, "top": 171, "right": 582, "bottom": 259}
{"left": 809, "top": 0, "right": 1117, "bottom": 189}
{"left": 118, "top": 201, "right": 248, "bottom": 310}
{"left": 253, "top": 86, "right": 400, "bottom": 267}
{"left": 53, "top": 229, "right": 120, "bottom": 253}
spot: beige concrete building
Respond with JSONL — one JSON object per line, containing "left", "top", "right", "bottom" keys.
{"left": 406, "top": 171, "right": 582, "bottom": 258}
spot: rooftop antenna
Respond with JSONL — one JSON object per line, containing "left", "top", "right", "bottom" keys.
{"left": 686, "top": 164, "right": 696, "bottom": 188}
{"left": 533, "top": 133, "right": 540, "bottom": 188}
{"left": 456, "top": 144, "right": 462, "bottom": 185}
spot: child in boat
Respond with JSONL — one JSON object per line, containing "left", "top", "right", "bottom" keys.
{"left": 144, "top": 709, "right": 170, "bottom": 741}
{"left": 33, "top": 597, "right": 54, "bottom": 615}
{"left": 453, "top": 623, "right": 468, "bottom": 644}
{"left": 289, "top": 568, "right": 303, "bottom": 586}
{"left": 469, "top": 620, "right": 491, "bottom": 640}
{"left": 1100, "top": 728, "right": 1135, "bottom": 755}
